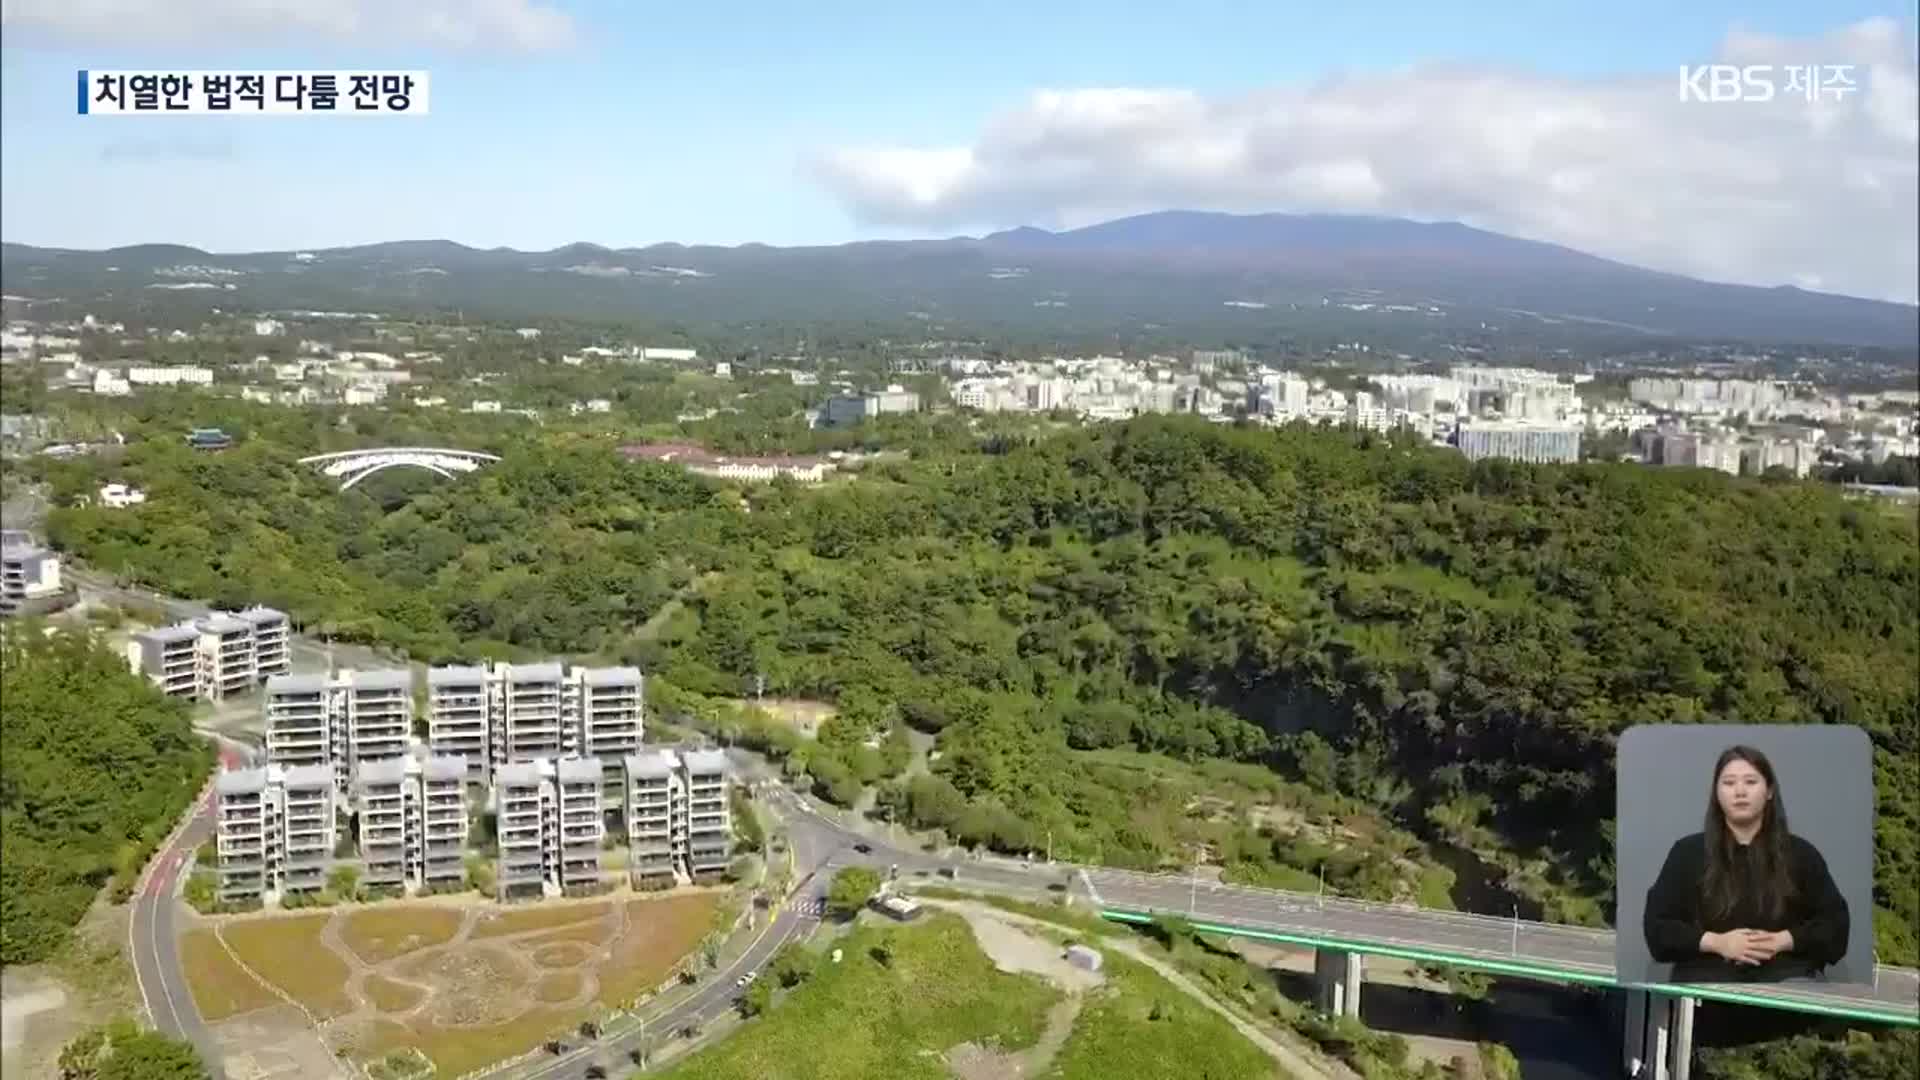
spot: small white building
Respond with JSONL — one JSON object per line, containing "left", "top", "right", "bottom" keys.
{"left": 515, "top": 327, "right": 542, "bottom": 340}
{"left": 98, "top": 483, "right": 146, "bottom": 508}
{"left": 92, "top": 369, "right": 131, "bottom": 396}
{"left": 253, "top": 318, "right": 285, "bottom": 337}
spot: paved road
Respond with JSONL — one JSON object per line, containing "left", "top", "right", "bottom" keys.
{"left": 129, "top": 743, "right": 251, "bottom": 1078}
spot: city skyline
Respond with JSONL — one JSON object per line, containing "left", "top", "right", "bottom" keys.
{"left": 0, "top": 2, "right": 1914, "bottom": 303}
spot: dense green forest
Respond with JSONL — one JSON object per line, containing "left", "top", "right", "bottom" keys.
{"left": 0, "top": 632, "right": 214, "bottom": 965}
{"left": 25, "top": 411, "right": 1920, "bottom": 969}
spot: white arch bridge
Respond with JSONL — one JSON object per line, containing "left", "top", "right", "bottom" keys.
{"left": 297, "top": 447, "right": 502, "bottom": 490}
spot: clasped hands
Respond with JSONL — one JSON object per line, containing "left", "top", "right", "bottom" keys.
{"left": 1704, "top": 929, "right": 1794, "bottom": 966}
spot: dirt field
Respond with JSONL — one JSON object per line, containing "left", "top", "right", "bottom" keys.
{"left": 181, "top": 892, "right": 721, "bottom": 1077}
{"left": 723, "top": 697, "right": 837, "bottom": 737}
{"left": 0, "top": 901, "right": 144, "bottom": 1080}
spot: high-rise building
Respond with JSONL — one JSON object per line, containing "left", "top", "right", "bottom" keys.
{"left": 194, "top": 614, "right": 257, "bottom": 701}
{"left": 342, "top": 669, "right": 413, "bottom": 787}
{"left": 214, "top": 763, "right": 336, "bottom": 904}
{"left": 491, "top": 755, "right": 607, "bottom": 900}
{"left": 423, "top": 661, "right": 645, "bottom": 781}
{"left": 501, "top": 662, "right": 567, "bottom": 761}
{"left": 264, "top": 673, "right": 333, "bottom": 772}
{"left": 682, "top": 750, "right": 732, "bottom": 879}
{"left": 624, "top": 750, "right": 678, "bottom": 887}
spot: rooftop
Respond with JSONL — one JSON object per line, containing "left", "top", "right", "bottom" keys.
{"left": 422, "top": 755, "right": 468, "bottom": 781}
{"left": 495, "top": 761, "right": 546, "bottom": 787}
{"left": 683, "top": 749, "right": 729, "bottom": 776}
{"left": 557, "top": 756, "right": 604, "bottom": 783}
{"left": 282, "top": 763, "right": 334, "bottom": 790}
{"left": 350, "top": 668, "right": 412, "bottom": 692}
{"left": 582, "top": 665, "right": 643, "bottom": 687}
{"left": 235, "top": 605, "right": 288, "bottom": 625}
{"left": 215, "top": 768, "right": 267, "bottom": 796}
{"left": 356, "top": 757, "right": 410, "bottom": 786}
{"left": 136, "top": 622, "right": 200, "bottom": 645}
{"left": 266, "top": 672, "right": 331, "bottom": 696}
{"left": 507, "top": 661, "right": 564, "bottom": 683}
{"left": 428, "top": 664, "right": 491, "bottom": 686}
{"left": 624, "top": 749, "right": 680, "bottom": 778}
{"left": 195, "top": 613, "right": 251, "bottom": 635}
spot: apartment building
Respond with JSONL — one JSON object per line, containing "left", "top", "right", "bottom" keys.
{"left": 0, "top": 531, "right": 63, "bottom": 616}
{"left": 264, "top": 673, "right": 333, "bottom": 771}
{"left": 426, "top": 666, "right": 492, "bottom": 783}
{"left": 214, "top": 763, "right": 336, "bottom": 904}
{"left": 495, "top": 761, "right": 549, "bottom": 900}
{"left": 342, "top": 669, "right": 413, "bottom": 786}
{"left": 355, "top": 752, "right": 468, "bottom": 894}
{"left": 127, "top": 607, "right": 292, "bottom": 700}
{"left": 130, "top": 623, "right": 200, "bottom": 697}
{"left": 624, "top": 750, "right": 679, "bottom": 886}
{"left": 501, "top": 662, "right": 568, "bottom": 761}
{"left": 425, "top": 661, "right": 643, "bottom": 775}
{"left": 238, "top": 606, "right": 291, "bottom": 676}
{"left": 682, "top": 749, "right": 732, "bottom": 879}
{"left": 195, "top": 614, "right": 257, "bottom": 700}
{"left": 491, "top": 756, "right": 607, "bottom": 900}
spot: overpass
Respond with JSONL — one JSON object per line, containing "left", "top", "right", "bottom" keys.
{"left": 296, "top": 447, "right": 501, "bottom": 490}
{"left": 1082, "top": 867, "right": 1920, "bottom": 1080}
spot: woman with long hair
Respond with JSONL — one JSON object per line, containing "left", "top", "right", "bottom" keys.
{"left": 1642, "top": 744, "right": 1850, "bottom": 983}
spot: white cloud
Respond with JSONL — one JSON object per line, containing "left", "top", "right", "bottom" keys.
{"left": 0, "top": 0, "right": 574, "bottom": 51}
{"left": 810, "top": 18, "right": 1920, "bottom": 304}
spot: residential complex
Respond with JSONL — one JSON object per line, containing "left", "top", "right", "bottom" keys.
{"left": 226, "top": 658, "right": 728, "bottom": 907}
{"left": 0, "top": 530, "right": 64, "bottom": 617}
{"left": 1455, "top": 420, "right": 1584, "bottom": 465}
{"left": 127, "top": 606, "right": 291, "bottom": 700}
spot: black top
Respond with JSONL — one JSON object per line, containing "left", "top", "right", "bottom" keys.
{"left": 1642, "top": 831, "right": 1850, "bottom": 983}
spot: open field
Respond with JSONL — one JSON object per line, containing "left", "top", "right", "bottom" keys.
{"left": 1046, "top": 950, "right": 1279, "bottom": 1080}
{"left": 470, "top": 901, "right": 609, "bottom": 939}
{"left": 181, "top": 892, "right": 721, "bottom": 1077}
{"left": 720, "top": 697, "right": 837, "bottom": 737}
{"left": 651, "top": 913, "right": 1059, "bottom": 1080}
{"left": 340, "top": 907, "right": 464, "bottom": 965}
{"left": 221, "top": 915, "right": 354, "bottom": 1019}
{"left": 180, "top": 929, "right": 283, "bottom": 1022}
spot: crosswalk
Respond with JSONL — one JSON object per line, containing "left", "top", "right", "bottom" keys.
{"left": 776, "top": 897, "right": 827, "bottom": 918}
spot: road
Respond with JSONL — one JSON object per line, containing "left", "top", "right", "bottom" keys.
{"left": 129, "top": 743, "right": 252, "bottom": 1080}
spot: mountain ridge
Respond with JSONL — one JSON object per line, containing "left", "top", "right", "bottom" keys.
{"left": 4, "top": 210, "right": 1914, "bottom": 348}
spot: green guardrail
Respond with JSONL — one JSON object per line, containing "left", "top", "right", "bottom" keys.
{"left": 1097, "top": 909, "right": 1920, "bottom": 1028}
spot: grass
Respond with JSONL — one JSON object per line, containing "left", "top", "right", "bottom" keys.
{"left": 220, "top": 915, "right": 354, "bottom": 1019}
{"left": 651, "top": 913, "right": 1059, "bottom": 1080}
{"left": 470, "top": 902, "right": 608, "bottom": 939}
{"left": 594, "top": 894, "right": 722, "bottom": 1009}
{"left": 906, "top": 888, "right": 1119, "bottom": 939}
{"left": 178, "top": 929, "right": 281, "bottom": 1021}
{"left": 534, "top": 971, "right": 583, "bottom": 1003}
{"left": 340, "top": 907, "right": 465, "bottom": 965}
{"left": 1047, "top": 950, "right": 1275, "bottom": 1080}
{"left": 531, "top": 942, "right": 593, "bottom": 968}
{"left": 366, "top": 1007, "right": 577, "bottom": 1078}
{"left": 364, "top": 974, "right": 425, "bottom": 1013}
{"left": 522, "top": 917, "right": 617, "bottom": 948}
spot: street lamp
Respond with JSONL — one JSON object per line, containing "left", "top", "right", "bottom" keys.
{"left": 1511, "top": 906, "right": 1519, "bottom": 956}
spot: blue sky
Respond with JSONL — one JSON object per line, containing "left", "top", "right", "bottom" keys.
{"left": 1, "top": 0, "right": 1917, "bottom": 302}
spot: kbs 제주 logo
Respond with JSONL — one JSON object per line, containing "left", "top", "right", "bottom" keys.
{"left": 1677, "top": 64, "right": 1859, "bottom": 104}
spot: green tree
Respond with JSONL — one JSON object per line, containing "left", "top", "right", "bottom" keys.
{"left": 59, "top": 1019, "right": 207, "bottom": 1080}
{"left": 826, "top": 866, "right": 882, "bottom": 919}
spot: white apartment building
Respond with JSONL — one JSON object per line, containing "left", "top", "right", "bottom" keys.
{"left": 426, "top": 666, "right": 492, "bottom": 783}
{"left": 682, "top": 749, "right": 732, "bottom": 878}
{"left": 357, "top": 753, "right": 469, "bottom": 894}
{"left": 624, "top": 750, "right": 679, "bottom": 886}
{"left": 264, "top": 673, "right": 334, "bottom": 772}
{"left": 0, "top": 531, "right": 63, "bottom": 617}
{"left": 195, "top": 614, "right": 258, "bottom": 701}
{"left": 502, "top": 662, "right": 568, "bottom": 761}
{"left": 92, "top": 369, "right": 132, "bottom": 396}
{"left": 424, "top": 662, "right": 644, "bottom": 784}
{"left": 127, "top": 366, "right": 214, "bottom": 387}
{"left": 1455, "top": 420, "right": 1583, "bottom": 464}
{"left": 128, "top": 607, "right": 290, "bottom": 699}
{"left": 342, "top": 669, "right": 412, "bottom": 787}
{"left": 214, "top": 763, "right": 336, "bottom": 904}
{"left": 492, "top": 756, "right": 607, "bottom": 900}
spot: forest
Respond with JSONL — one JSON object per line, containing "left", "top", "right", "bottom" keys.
{"left": 0, "top": 631, "right": 214, "bottom": 965}
{"left": 23, "top": 409, "right": 1920, "bottom": 973}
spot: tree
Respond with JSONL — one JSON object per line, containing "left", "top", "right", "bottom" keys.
{"left": 59, "top": 1020, "right": 207, "bottom": 1080}
{"left": 825, "top": 866, "right": 882, "bottom": 919}
{"left": 738, "top": 978, "right": 773, "bottom": 1017}
{"left": 326, "top": 865, "right": 360, "bottom": 901}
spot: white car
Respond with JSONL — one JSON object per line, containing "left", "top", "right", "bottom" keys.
{"left": 736, "top": 971, "right": 758, "bottom": 988}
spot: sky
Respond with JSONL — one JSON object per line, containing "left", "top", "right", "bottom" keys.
{"left": 1, "top": 1, "right": 1916, "bottom": 303}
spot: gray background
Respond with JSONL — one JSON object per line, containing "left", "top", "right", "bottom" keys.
{"left": 1615, "top": 724, "right": 1875, "bottom": 987}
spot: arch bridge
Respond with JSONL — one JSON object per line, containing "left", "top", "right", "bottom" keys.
{"left": 296, "top": 447, "right": 502, "bottom": 490}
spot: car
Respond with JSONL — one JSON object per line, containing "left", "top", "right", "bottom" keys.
{"left": 744, "top": 970, "right": 758, "bottom": 984}
{"left": 853, "top": 842, "right": 872, "bottom": 854}
{"left": 585, "top": 1067, "right": 607, "bottom": 1079}
{"left": 737, "top": 970, "right": 759, "bottom": 988}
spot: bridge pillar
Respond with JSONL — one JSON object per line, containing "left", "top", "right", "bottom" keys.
{"left": 1622, "top": 991, "right": 1694, "bottom": 1080}
{"left": 1313, "top": 948, "right": 1363, "bottom": 1019}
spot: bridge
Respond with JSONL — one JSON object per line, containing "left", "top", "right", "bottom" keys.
{"left": 296, "top": 447, "right": 501, "bottom": 490}
{"left": 1081, "top": 867, "right": 1919, "bottom": 1080}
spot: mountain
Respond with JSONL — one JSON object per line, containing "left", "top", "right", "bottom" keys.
{"left": 4, "top": 211, "right": 1915, "bottom": 349}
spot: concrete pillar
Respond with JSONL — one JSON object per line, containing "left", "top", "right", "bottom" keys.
{"left": 1623, "top": 989, "right": 1648, "bottom": 1078}
{"left": 1312, "top": 948, "right": 1363, "bottom": 1019}
{"left": 1669, "top": 996, "right": 1695, "bottom": 1080}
